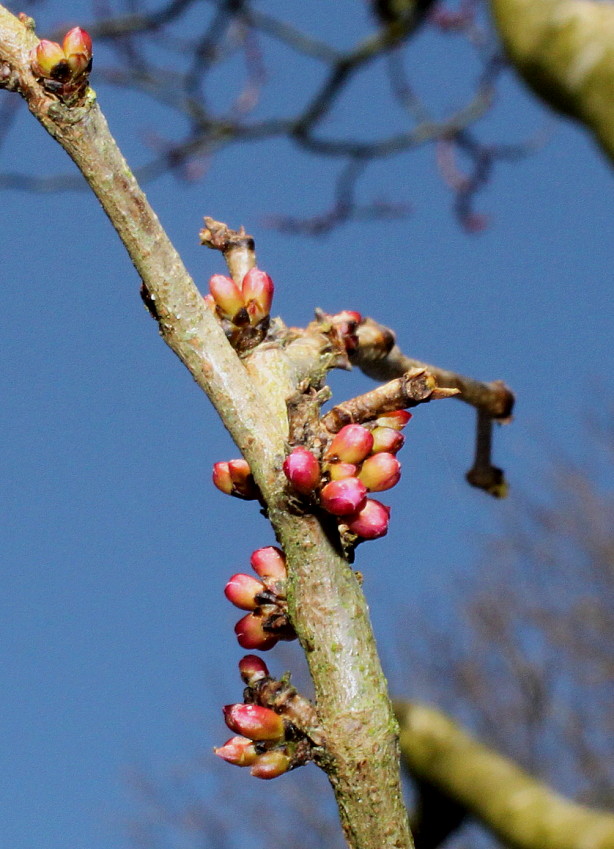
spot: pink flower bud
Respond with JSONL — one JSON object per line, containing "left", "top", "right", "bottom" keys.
{"left": 250, "top": 546, "right": 287, "bottom": 580}
{"left": 344, "top": 498, "right": 391, "bottom": 540}
{"left": 62, "top": 27, "right": 92, "bottom": 75}
{"left": 223, "top": 703, "right": 285, "bottom": 742}
{"left": 358, "top": 453, "right": 401, "bottom": 492}
{"left": 241, "top": 268, "right": 274, "bottom": 325}
{"left": 327, "top": 462, "right": 358, "bottom": 481}
{"left": 324, "top": 424, "right": 374, "bottom": 464}
{"left": 208, "top": 273, "right": 246, "bottom": 323}
{"left": 283, "top": 447, "right": 321, "bottom": 495}
{"left": 238, "top": 654, "right": 270, "bottom": 685}
{"left": 374, "top": 410, "right": 412, "bottom": 430}
{"left": 212, "top": 459, "right": 257, "bottom": 499}
{"left": 250, "top": 749, "right": 292, "bottom": 779}
{"left": 30, "top": 39, "right": 67, "bottom": 78}
{"left": 224, "top": 573, "right": 265, "bottom": 610}
{"left": 235, "top": 613, "right": 278, "bottom": 651}
{"left": 320, "top": 477, "right": 367, "bottom": 516}
{"left": 214, "top": 735, "right": 259, "bottom": 766}
{"left": 371, "top": 426, "right": 405, "bottom": 455}
{"left": 212, "top": 461, "right": 233, "bottom": 495}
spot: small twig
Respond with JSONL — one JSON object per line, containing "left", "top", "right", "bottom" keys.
{"left": 321, "top": 368, "right": 458, "bottom": 432}
{"left": 466, "top": 409, "right": 508, "bottom": 498}
{"left": 353, "top": 318, "right": 515, "bottom": 420}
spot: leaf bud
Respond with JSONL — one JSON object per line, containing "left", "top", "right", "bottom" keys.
{"left": 250, "top": 748, "right": 292, "bottom": 779}
{"left": 324, "top": 424, "right": 374, "bottom": 465}
{"left": 214, "top": 735, "right": 259, "bottom": 766}
{"left": 241, "top": 268, "right": 274, "bottom": 325}
{"left": 358, "top": 453, "right": 401, "bottom": 492}
{"left": 283, "top": 446, "right": 321, "bottom": 495}
{"left": 223, "top": 703, "right": 285, "bottom": 742}
{"left": 344, "top": 498, "right": 391, "bottom": 539}
{"left": 208, "top": 273, "right": 246, "bottom": 323}
{"left": 250, "top": 546, "right": 287, "bottom": 580}
{"left": 320, "top": 477, "right": 367, "bottom": 516}
{"left": 224, "top": 573, "right": 266, "bottom": 610}
{"left": 238, "top": 654, "right": 270, "bottom": 685}
{"left": 234, "top": 612, "right": 278, "bottom": 651}
{"left": 371, "top": 426, "right": 405, "bottom": 455}
{"left": 374, "top": 410, "right": 412, "bottom": 430}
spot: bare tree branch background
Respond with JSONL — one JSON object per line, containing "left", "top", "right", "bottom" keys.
{"left": 0, "top": 0, "right": 540, "bottom": 232}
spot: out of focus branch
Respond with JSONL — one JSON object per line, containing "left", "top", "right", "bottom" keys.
{"left": 489, "top": 0, "right": 614, "bottom": 162}
{"left": 395, "top": 701, "right": 614, "bottom": 849}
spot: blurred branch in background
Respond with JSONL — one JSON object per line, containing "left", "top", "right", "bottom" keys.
{"left": 0, "top": 0, "right": 532, "bottom": 232}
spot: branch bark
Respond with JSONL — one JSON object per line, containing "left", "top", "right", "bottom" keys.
{"left": 489, "top": 0, "right": 614, "bottom": 163}
{"left": 0, "top": 7, "right": 412, "bottom": 848}
{"left": 395, "top": 701, "right": 614, "bottom": 849}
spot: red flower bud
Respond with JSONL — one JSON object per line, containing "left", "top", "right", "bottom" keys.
{"left": 324, "top": 424, "right": 374, "bottom": 464}
{"left": 250, "top": 546, "right": 287, "bottom": 580}
{"left": 208, "top": 273, "right": 246, "bottom": 323}
{"left": 214, "top": 735, "right": 259, "bottom": 766}
{"left": 326, "top": 462, "right": 358, "bottom": 481}
{"left": 283, "top": 446, "right": 321, "bottom": 495}
{"left": 62, "top": 27, "right": 92, "bottom": 75}
{"left": 241, "top": 268, "right": 274, "bottom": 325}
{"left": 30, "top": 39, "right": 66, "bottom": 78}
{"left": 235, "top": 613, "right": 278, "bottom": 651}
{"left": 250, "top": 749, "right": 292, "bottom": 779}
{"left": 358, "top": 453, "right": 401, "bottom": 492}
{"left": 224, "top": 573, "right": 265, "bottom": 610}
{"left": 371, "top": 426, "right": 405, "bottom": 455}
{"left": 344, "top": 498, "right": 391, "bottom": 539}
{"left": 320, "top": 477, "right": 367, "bottom": 516}
{"left": 212, "top": 461, "right": 233, "bottom": 495}
{"left": 223, "top": 703, "right": 285, "bottom": 741}
{"left": 238, "top": 654, "right": 270, "bottom": 685}
{"left": 374, "top": 410, "right": 412, "bottom": 430}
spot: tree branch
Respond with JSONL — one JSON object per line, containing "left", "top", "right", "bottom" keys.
{"left": 395, "top": 701, "right": 614, "bottom": 849}
{"left": 0, "top": 7, "right": 413, "bottom": 847}
{"left": 489, "top": 0, "right": 614, "bottom": 163}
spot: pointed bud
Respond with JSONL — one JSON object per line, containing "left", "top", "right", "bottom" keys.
{"left": 238, "top": 654, "right": 270, "bottom": 685}
{"left": 374, "top": 410, "right": 412, "bottom": 430}
{"left": 250, "top": 749, "right": 292, "bottom": 779}
{"left": 327, "top": 462, "right": 358, "bottom": 481}
{"left": 283, "top": 447, "right": 321, "bottom": 495}
{"left": 62, "top": 27, "right": 92, "bottom": 75}
{"left": 320, "top": 477, "right": 367, "bottom": 516}
{"left": 358, "top": 453, "right": 401, "bottom": 492}
{"left": 330, "top": 310, "right": 363, "bottom": 352}
{"left": 223, "top": 703, "right": 285, "bottom": 741}
{"left": 30, "top": 39, "right": 67, "bottom": 78}
{"left": 214, "top": 735, "right": 259, "bottom": 766}
{"left": 235, "top": 612, "right": 278, "bottom": 650}
{"left": 344, "top": 498, "right": 391, "bottom": 539}
{"left": 324, "top": 424, "right": 374, "bottom": 464}
{"left": 250, "top": 546, "right": 287, "bottom": 580}
{"left": 241, "top": 268, "right": 274, "bottom": 325}
{"left": 208, "top": 273, "right": 246, "bottom": 322}
{"left": 203, "top": 293, "right": 216, "bottom": 311}
{"left": 224, "top": 573, "right": 266, "bottom": 610}
{"left": 371, "top": 426, "right": 405, "bottom": 455}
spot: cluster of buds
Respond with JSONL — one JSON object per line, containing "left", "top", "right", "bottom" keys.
{"left": 205, "top": 267, "right": 274, "bottom": 329}
{"left": 30, "top": 27, "right": 92, "bottom": 100}
{"left": 224, "top": 547, "right": 295, "bottom": 651}
{"left": 215, "top": 656, "right": 313, "bottom": 779}
{"left": 212, "top": 458, "right": 258, "bottom": 500}
{"left": 283, "top": 410, "right": 412, "bottom": 542}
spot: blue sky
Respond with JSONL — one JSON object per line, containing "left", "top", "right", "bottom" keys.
{"left": 1, "top": 2, "right": 613, "bottom": 848}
